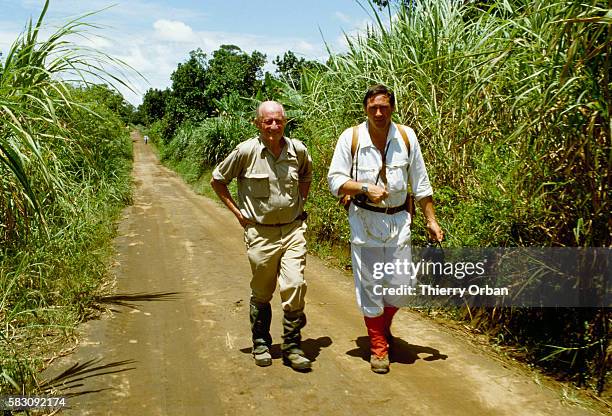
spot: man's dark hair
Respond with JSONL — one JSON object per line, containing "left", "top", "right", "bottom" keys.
{"left": 363, "top": 84, "right": 395, "bottom": 108}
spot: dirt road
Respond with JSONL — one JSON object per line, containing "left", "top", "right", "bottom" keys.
{"left": 49, "top": 134, "right": 599, "bottom": 415}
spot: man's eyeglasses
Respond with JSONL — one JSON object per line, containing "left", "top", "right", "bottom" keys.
{"left": 261, "top": 118, "right": 285, "bottom": 126}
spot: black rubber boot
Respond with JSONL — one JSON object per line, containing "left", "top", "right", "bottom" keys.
{"left": 250, "top": 300, "right": 272, "bottom": 366}
{"left": 281, "top": 310, "right": 311, "bottom": 371}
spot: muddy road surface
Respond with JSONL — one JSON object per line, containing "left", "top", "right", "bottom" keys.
{"left": 49, "top": 134, "right": 599, "bottom": 416}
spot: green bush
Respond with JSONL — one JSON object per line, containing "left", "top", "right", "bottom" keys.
{"left": 158, "top": 115, "right": 257, "bottom": 177}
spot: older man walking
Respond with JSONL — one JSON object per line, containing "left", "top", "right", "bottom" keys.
{"left": 211, "top": 101, "right": 313, "bottom": 371}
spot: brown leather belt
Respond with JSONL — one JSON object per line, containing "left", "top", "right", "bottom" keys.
{"left": 256, "top": 211, "right": 308, "bottom": 227}
{"left": 352, "top": 198, "right": 405, "bottom": 214}
{"left": 256, "top": 222, "right": 294, "bottom": 227}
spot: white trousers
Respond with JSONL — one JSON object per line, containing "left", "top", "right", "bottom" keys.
{"left": 348, "top": 205, "right": 414, "bottom": 317}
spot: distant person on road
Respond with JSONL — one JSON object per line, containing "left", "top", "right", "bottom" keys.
{"left": 144, "top": 135, "right": 149, "bottom": 144}
{"left": 211, "top": 101, "right": 313, "bottom": 371}
{"left": 327, "top": 84, "right": 443, "bottom": 374}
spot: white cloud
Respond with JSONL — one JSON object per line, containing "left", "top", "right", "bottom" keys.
{"left": 334, "top": 11, "right": 351, "bottom": 24}
{"left": 296, "top": 40, "right": 316, "bottom": 53}
{"left": 153, "top": 19, "right": 196, "bottom": 43}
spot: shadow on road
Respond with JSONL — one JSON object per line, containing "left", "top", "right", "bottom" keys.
{"left": 95, "top": 291, "right": 181, "bottom": 309}
{"left": 301, "top": 336, "right": 333, "bottom": 362}
{"left": 240, "top": 336, "right": 333, "bottom": 362}
{"left": 40, "top": 358, "right": 137, "bottom": 397}
{"left": 347, "top": 336, "right": 448, "bottom": 364}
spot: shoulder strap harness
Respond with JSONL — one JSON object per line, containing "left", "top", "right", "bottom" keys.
{"left": 350, "top": 123, "right": 411, "bottom": 171}
{"left": 346, "top": 123, "right": 415, "bottom": 216}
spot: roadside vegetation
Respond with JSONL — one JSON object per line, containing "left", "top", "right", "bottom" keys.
{"left": 0, "top": 1, "right": 134, "bottom": 396}
{"left": 141, "top": 0, "right": 609, "bottom": 398}
{"left": 298, "top": 0, "right": 610, "bottom": 396}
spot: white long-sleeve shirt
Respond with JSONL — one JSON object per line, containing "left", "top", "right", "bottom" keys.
{"left": 327, "top": 121, "right": 433, "bottom": 245}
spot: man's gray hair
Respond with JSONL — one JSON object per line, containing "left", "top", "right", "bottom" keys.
{"left": 256, "top": 100, "right": 286, "bottom": 120}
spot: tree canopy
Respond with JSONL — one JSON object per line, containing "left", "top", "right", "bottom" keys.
{"left": 273, "top": 51, "right": 323, "bottom": 90}
{"left": 138, "top": 88, "right": 170, "bottom": 125}
{"left": 205, "top": 44, "right": 266, "bottom": 112}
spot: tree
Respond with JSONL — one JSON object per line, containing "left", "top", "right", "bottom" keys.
{"left": 272, "top": 51, "right": 323, "bottom": 90}
{"left": 151, "top": 45, "right": 267, "bottom": 140}
{"left": 169, "top": 48, "right": 210, "bottom": 121}
{"left": 204, "top": 44, "right": 266, "bottom": 113}
{"left": 79, "top": 84, "right": 134, "bottom": 124}
{"left": 139, "top": 88, "right": 170, "bottom": 125}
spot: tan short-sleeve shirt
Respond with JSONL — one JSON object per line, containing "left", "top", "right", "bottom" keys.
{"left": 212, "top": 136, "right": 312, "bottom": 225}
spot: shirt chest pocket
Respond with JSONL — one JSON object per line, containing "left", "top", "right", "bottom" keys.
{"left": 386, "top": 160, "right": 409, "bottom": 192}
{"left": 354, "top": 154, "right": 380, "bottom": 184}
{"left": 243, "top": 172, "right": 270, "bottom": 198}
{"left": 275, "top": 159, "right": 300, "bottom": 196}
{"left": 280, "top": 168, "right": 299, "bottom": 197}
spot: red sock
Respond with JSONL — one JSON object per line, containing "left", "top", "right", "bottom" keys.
{"left": 364, "top": 315, "right": 388, "bottom": 358}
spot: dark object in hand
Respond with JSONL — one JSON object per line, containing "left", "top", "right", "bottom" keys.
{"left": 339, "top": 192, "right": 369, "bottom": 211}
{"left": 353, "top": 193, "right": 369, "bottom": 204}
{"left": 421, "top": 240, "right": 445, "bottom": 280}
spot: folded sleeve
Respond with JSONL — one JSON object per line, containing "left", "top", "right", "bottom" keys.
{"left": 212, "top": 146, "right": 244, "bottom": 184}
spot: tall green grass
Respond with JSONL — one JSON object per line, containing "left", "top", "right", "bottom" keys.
{"left": 302, "top": 0, "right": 609, "bottom": 248}
{"left": 0, "top": 1, "right": 133, "bottom": 395}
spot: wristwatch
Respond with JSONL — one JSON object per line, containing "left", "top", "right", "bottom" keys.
{"left": 361, "top": 183, "right": 369, "bottom": 194}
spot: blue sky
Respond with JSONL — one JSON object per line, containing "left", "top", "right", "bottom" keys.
{"left": 0, "top": 0, "right": 379, "bottom": 104}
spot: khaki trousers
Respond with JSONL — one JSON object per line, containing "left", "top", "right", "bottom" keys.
{"left": 244, "top": 220, "right": 308, "bottom": 312}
